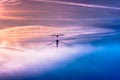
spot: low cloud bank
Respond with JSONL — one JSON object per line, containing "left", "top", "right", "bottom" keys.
{"left": 0, "top": 42, "right": 120, "bottom": 79}
{"left": 0, "top": 45, "right": 95, "bottom": 79}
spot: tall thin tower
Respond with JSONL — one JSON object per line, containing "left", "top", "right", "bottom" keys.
{"left": 51, "top": 34, "right": 64, "bottom": 48}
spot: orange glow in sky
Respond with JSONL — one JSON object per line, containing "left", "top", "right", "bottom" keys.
{"left": 0, "top": 26, "right": 75, "bottom": 48}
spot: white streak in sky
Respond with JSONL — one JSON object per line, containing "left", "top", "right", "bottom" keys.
{"left": 0, "top": 0, "right": 21, "bottom": 6}
{"left": 34, "top": 0, "right": 120, "bottom": 10}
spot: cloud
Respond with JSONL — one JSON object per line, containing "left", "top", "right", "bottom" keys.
{"left": 0, "top": 0, "right": 119, "bottom": 29}
{"left": 0, "top": 44, "right": 95, "bottom": 79}
{"left": 0, "top": 15, "right": 27, "bottom": 20}
{"left": 0, "top": 1, "right": 119, "bottom": 79}
{"left": 0, "top": 25, "right": 113, "bottom": 48}
{"left": 0, "top": 41, "right": 120, "bottom": 79}
{"left": 33, "top": 0, "right": 120, "bottom": 10}
{"left": 0, "top": 25, "right": 76, "bottom": 47}
{"left": 0, "top": 0, "right": 22, "bottom": 20}
{"left": 0, "top": 0, "right": 21, "bottom": 6}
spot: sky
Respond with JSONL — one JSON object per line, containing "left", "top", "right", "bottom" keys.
{"left": 0, "top": 0, "right": 120, "bottom": 80}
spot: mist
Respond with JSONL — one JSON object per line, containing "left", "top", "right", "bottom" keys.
{"left": 0, "top": 41, "right": 120, "bottom": 80}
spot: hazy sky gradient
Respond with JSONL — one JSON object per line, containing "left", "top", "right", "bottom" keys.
{"left": 0, "top": 0, "right": 120, "bottom": 80}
